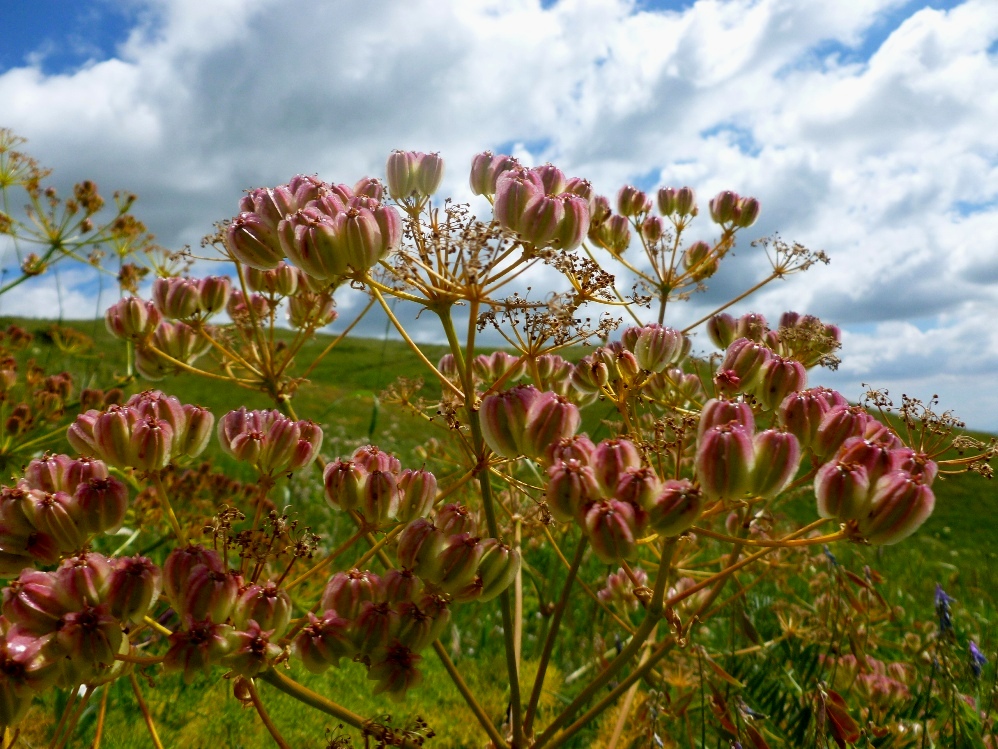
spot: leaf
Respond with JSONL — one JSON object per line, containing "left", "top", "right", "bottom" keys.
{"left": 744, "top": 724, "right": 771, "bottom": 749}
{"left": 702, "top": 650, "right": 745, "bottom": 688}
{"left": 823, "top": 689, "right": 860, "bottom": 747}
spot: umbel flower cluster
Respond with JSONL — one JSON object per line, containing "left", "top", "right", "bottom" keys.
{"left": 0, "top": 140, "right": 992, "bottom": 749}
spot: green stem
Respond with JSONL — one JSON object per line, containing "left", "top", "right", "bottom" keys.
{"left": 523, "top": 534, "right": 588, "bottom": 736}
{"left": 432, "top": 641, "right": 509, "bottom": 748}
{"left": 532, "top": 538, "right": 676, "bottom": 749}
{"left": 245, "top": 678, "right": 292, "bottom": 749}
{"left": 437, "top": 305, "right": 524, "bottom": 747}
{"left": 151, "top": 471, "right": 187, "bottom": 546}
{"left": 259, "top": 669, "right": 423, "bottom": 748}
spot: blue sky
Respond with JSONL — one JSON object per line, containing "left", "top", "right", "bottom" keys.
{"left": 1, "top": 0, "right": 997, "bottom": 428}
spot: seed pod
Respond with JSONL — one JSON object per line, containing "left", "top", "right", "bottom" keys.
{"left": 323, "top": 459, "right": 367, "bottom": 512}
{"left": 695, "top": 424, "right": 754, "bottom": 502}
{"left": 707, "top": 313, "right": 738, "bottom": 350}
{"left": 614, "top": 466, "right": 663, "bottom": 512}
{"left": 591, "top": 439, "right": 643, "bottom": 497}
{"left": 720, "top": 338, "right": 772, "bottom": 395}
{"left": 396, "top": 468, "right": 438, "bottom": 523}
{"left": 755, "top": 355, "right": 807, "bottom": 411}
{"left": 163, "top": 617, "right": 234, "bottom": 685}
{"left": 320, "top": 569, "right": 381, "bottom": 621}
{"left": 815, "top": 460, "right": 871, "bottom": 521}
{"left": 545, "top": 459, "right": 599, "bottom": 523}
{"left": 352, "top": 601, "right": 400, "bottom": 655}
{"left": 749, "top": 430, "right": 801, "bottom": 499}
{"left": 181, "top": 566, "right": 239, "bottom": 624}
{"left": 617, "top": 185, "right": 652, "bottom": 217}
{"left": 293, "top": 611, "right": 353, "bottom": 673}
{"left": 361, "top": 469, "right": 400, "bottom": 526}
{"left": 583, "top": 499, "right": 646, "bottom": 563}
{"left": 104, "top": 297, "right": 161, "bottom": 342}
{"left": 858, "top": 471, "right": 935, "bottom": 545}
{"left": 813, "top": 406, "right": 872, "bottom": 461}
{"left": 648, "top": 479, "right": 703, "bottom": 537}
{"left": 382, "top": 568, "right": 422, "bottom": 605}
{"left": 232, "top": 582, "right": 292, "bottom": 638}
{"left": 778, "top": 387, "right": 848, "bottom": 451}
{"left": 477, "top": 539, "right": 520, "bottom": 602}
{"left": 162, "top": 545, "right": 225, "bottom": 607}
{"left": 435, "top": 533, "right": 484, "bottom": 595}
{"left": 494, "top": 168, "right": 544, "bottom": 233}
{"left": 396, "top": 519, "right": 446, "bottom": 581}
{"left": 224, "top": 621, "right": 281, "bottom": 678}
{"left": 521, "top": 391, "right": 581, "bottom": 460}
{"left": 351, "top": 445, "right": 402, "bottom": 474}
{"left": 469, "top": 151, "right": 519, "bottom": 197}
{"left": 107, "top": 556, "right": 162, "bottom": 625}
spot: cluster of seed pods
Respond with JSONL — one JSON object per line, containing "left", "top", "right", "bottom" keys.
{"left": 544, "top": 436, "right": 704, "bottom": 563}
{"left": 0, "top": 552, "right": 161, "bottom": 725}
{"left": 294, "top": 567, "right": 451, "bottom": 698}
{"left": 0, "top": 455, "right": 128, "bottom": 572}
{"left": 217, "top": 407, "right": 323, "bottom": 477}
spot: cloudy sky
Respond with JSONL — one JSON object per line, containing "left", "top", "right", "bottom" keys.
{"left": 1, "top": 0, "right": 997, "bottom": 429}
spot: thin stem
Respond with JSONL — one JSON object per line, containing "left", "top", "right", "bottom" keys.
{"left": 432, "top": 641, "right": 508, "bottom": 748}
{"left": 245, "top": 678, "right": 292, "bottom": 749}
{"left": 151, "top": 471, "right": 187, "bottom": 546}
{"left": 533, "top": 538, "right": 676, "bottom": 749}
{"left": 285, "top": 526, "right": 368, "bottom": 591}
{"left": 130, "top": 674, "right": 165, "bottom": 749}
{"left": 690, "top": 525, "right": 843, "bottom": 548}
{"left": 681, "top": 272, "right": 781, "bottom": 334}
{"left": 606, "top": 627, "right": 656, "bottom": 749}
{"left": 259, "top": 669, "right": 423, "bottom": 749}
{"left": 92, "top": 685, "right": 109, "bottom": 749}
{"left": 52, "top": 686, "right": 93, "bottom": 749}
{"left": 523, "top": 534, "right": 588, "bottom": 736}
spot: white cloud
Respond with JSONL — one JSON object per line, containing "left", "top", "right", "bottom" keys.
{"left": 1, "top": 0, "right": 997, "bottom": 427}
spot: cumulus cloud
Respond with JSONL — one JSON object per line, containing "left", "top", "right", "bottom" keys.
{"left": 1, "top": 0, "right": 997, "bottom": 426}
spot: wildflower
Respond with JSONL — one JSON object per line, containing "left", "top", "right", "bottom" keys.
{"left": 935, "top": 584, "right": 954, "bottom": 635}
{"left": 970, "top": 641, "right": 987, "bottom": 679}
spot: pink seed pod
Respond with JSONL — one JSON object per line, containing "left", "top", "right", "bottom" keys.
{"left": 520, "top": 391, "right": 581, "bottom": 460}
{"left": 395, "top": 600, "right": 436, "bottom": 651}
{"left": 224, "top": 621, "right": 281, "bottom": 678}
{"left": 22, "top": 454, "right": 79, "bottom": 495}
{"left": 477, "top": 539, "right": 520, "bottom": 602}
{"left": 196, "top": 275, "right": 232, "bottom": 315}
{"left": 340, "top": 204, "right": 389, "bottom": 272}
{"left": 232, "top": 582, "right": 292, "bottom": 638}
{"left": 583, "top": 499, "right": 646, "bottom": 563}
{"left": 285, "top": 420, "right": 323, "bottom": 472}
{"left": 396, "top": 519, "right": 446, "bottom": 581}
{"left": 835, "top": 437, "right": 897, "bottom": 487}
{"left": 892, "top": 449, "right": 938, "bottom": 486}
{"left": 396, "top": 468, "right": 438, "bottom": 523}
{"left": 749, "top": 430, "right": 801, "bottom": 499}
{"left": 386, "top": 150, "right": 443, "bottom": 202}
{"left": 473, "top": 351, "right": 525, "bottom": 384}
{"left": 695, "top": 424, "right": 754, "bottom": 502}
{"left": 591, "top": 213, "right": 632, "bottom": 254}
{"left": 107, "top": 556, "right": 162, "bottom": 625}
{"left": 755, "top": 355, "right": 807, "bottom": 411}
{"left": 469, "top": 151, "right": 519, "bottom": 197}
{"left": 589, "top": 194, "right": 612, "bottom": 226}
{"left": 129, "top": 416, "right": 175, "bottom": 471}
{"left": 518, "top": 194, "right": 565, "bottom": 247}
{"left": 709, "top": 190, "right": 739, "bottom": 225}
{"left": 435, "top": 503, "right": 478, "bottom": 537}
{"left": 617, "top": 185, "right": 652, "bottom": 217}
{"left": 571, "top": 353, "right": 610, "bottom": 394}
{"left": 55, "top": 603, "right": 122, "bottom": 670}
{"left": 289, "top": 290, "right": 337, "bottom": 329}
{"left": 152, "top": 277, "right": 200, "bottom": 320}
{"left": 321, "top": 569, "right": 382, "bottom": 621}
{"left": 735, "top": 313, "right": 769, "bottom": 342}
{"left": 640, "top": 215, "right": 664, "bottom": 244}
{"left": 707, "top": 313, "right": 738, "bottom": 350}
{"left": 361, "top": 469, "right": 401, "bottom": 526}
{"left": 494, "top": 168, "right": 545, "bottom": 233}
{"left": 597, "top": 567, "right": 648, "bottom": 613}
{"left": 815, "top": 460, "right": 871, "bottom": 521}
{"left": 545, "top": 459, "right": 599, "bottom": 523}
{"left": 0, "top": 486, "right": 36, "bottom": 537}
{"left": 176, "top": 404, "right": 214, "bottom": 459}
{"left": 368, "top": 642, "right": 423, "bottom": 700}
{"left": 382, "top": 568, "right": 422, "bottom": 605}
{"left": 163, "top": 617, "right": 234, "bottom": 685}
{"left": 126, "top": 389, "right": 190, "bottom": 432}
{"left": 615, "top": 467, "right": 663, "bottom": 512}
{"left": 0, "top": 634, "right": 59, "bottom": 722}
{"left": 720, "top": 338, "right": 773, "bottom": 395}
{"left": 451, "top": 576, "right": 484, "bottom": 604}
{"left": 25, "top": 490, "right": 83, "bottom": 553}
{"left": 278, "top": 208, "right": 349, "bottom": 280}
{"left": 544, "top": 434, "right": 596, "bottom": 467}
{"left": 352, "top": 445, "right": 402, "bottom": 474}
{"left": 352, "top": 601, "right": 400, "bottom": 655}
{"left": 225, "top": 211, "right": 284, "bottom": 271}
{"left": 683, "top": 240, "right": 719, "bottom": 281}
{"left": 323, "top": 459, "right": 367, "bottom": 513}
{"left": 67, "top": 410, "right": 101, "bottom": 459}
{"left": 813, "top": 405, "right": 872, "bottom": 461}
{"left": 162, "top": 545, "right": 225, "bottom": 606}
{"left": 551, "top": 193, "right": 591, "bottom": 251}
{"left": 858, "top": 470, "right": 935, "bottom": 545}
{"left": 239, "top": 185, "right": 295, "bottom": 229}
{"left": 648, "top": 479, "right": 703, "bottom": 537}
{"left": 657, "top": 186, "right": 697, "bottom": 217}
{"left": 353, "top": 176, "right": 383, "bottom": 201}
{"left": 621, "top": 324, "right": 688, "bottom": 373}
{"left": 532, "top": 164, "right": 567, "bottom": 196}
{"left": 293, "top": 611, "right": 353, "bottom": 673}
{"left": 733, "top": 196, "right": 760, "bottom": 228}
{"left": 564, "top": 176, "right": 594, "bottom": 201}
{"left": 435, "top": 533, "right": 484, "bottom": 595}
{"left": 246, "top": 261, "right": 300, "bottom": 297}
{"left": 2, "top": 569, "right": 67, "bottom": 633}
{"left": 104, "top": 297, "right": 161, "bottom": 342}
{"left": 53, "top": 553, "right": 112, "bottom": 609}
{"left": 181, "top": 566, "right": 239, "bottom": 624}
{"left": 591, "top": 439, "right": 643, "bottom": 497}
{"left": 135, "top": 321, "right": 211, "bottom": 380}
{"left": 479, "top": 385, "right": 539, "bottom": 459}
{"left": 92, "top": 406, "right": 135, "bottom": 467}
{"left": 778, "top": 387, "right": 849, "bottom": 451}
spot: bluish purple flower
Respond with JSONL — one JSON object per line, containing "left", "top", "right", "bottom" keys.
{"left": 970, "top": 641, "right": 987, "bottom": 679}
{"left": 935, "top": 583, "right": 954, "bottom": 634}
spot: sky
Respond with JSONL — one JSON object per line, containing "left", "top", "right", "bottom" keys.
{"left": 0, "top": 0, "right": 997, "bottom": 429}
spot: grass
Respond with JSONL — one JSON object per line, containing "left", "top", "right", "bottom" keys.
{"left": 3, "top": 316, "right": 998, "bottom": 747}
